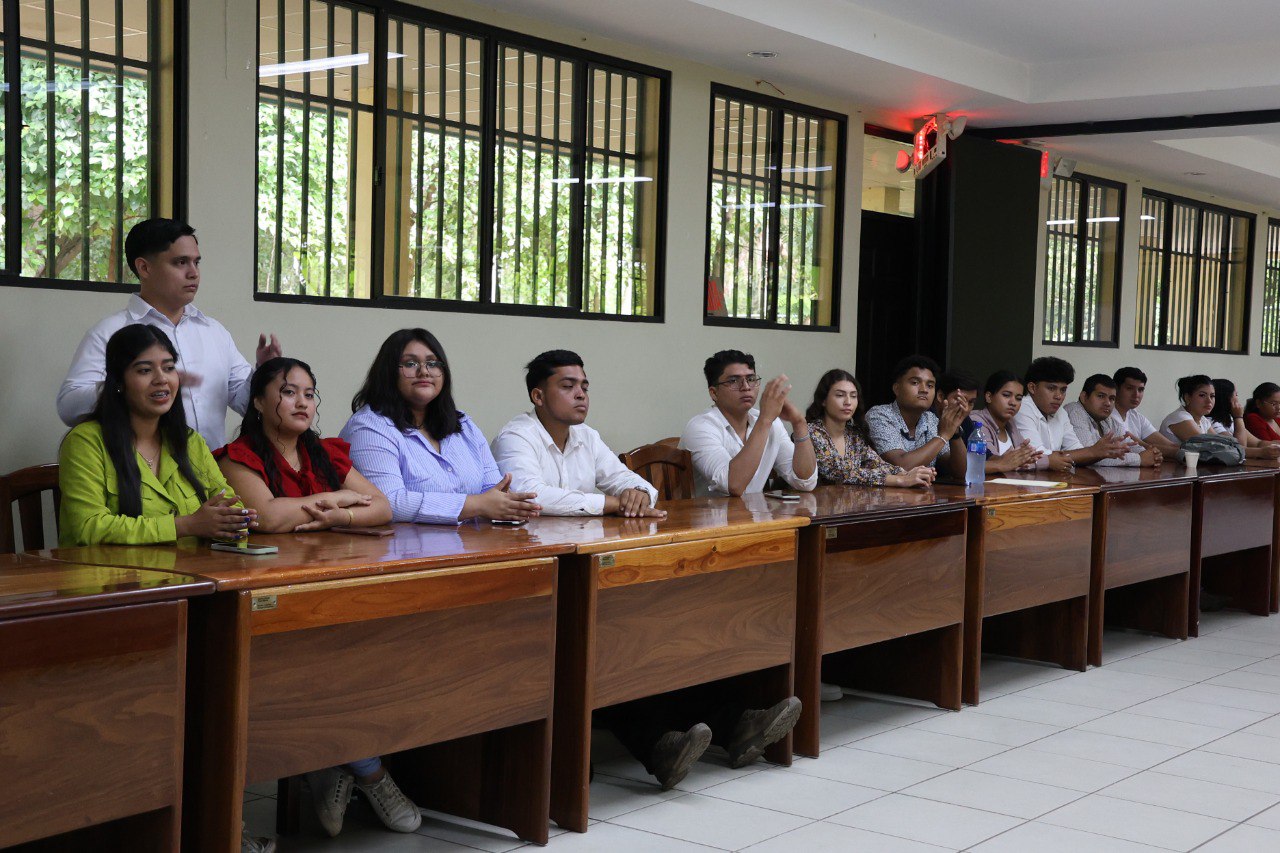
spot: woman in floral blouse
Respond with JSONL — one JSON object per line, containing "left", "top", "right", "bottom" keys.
{"left": 806, "top": 369, "right": 935, "bottom": 488}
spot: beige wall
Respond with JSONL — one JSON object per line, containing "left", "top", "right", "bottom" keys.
{"left": 1033, "top": 163, "right": 1280, "bottom": 423}
{"left": 0, "top": 0, "right": 864, "bottom": 473}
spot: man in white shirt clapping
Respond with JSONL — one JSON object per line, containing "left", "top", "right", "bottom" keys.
{"left": 491, "top": 349, "right": 664, "bottom": 518}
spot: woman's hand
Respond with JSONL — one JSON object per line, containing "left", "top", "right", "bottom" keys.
{"left": 465, "top": 473, "right": 542, "bottom": 521}
{"left": 293, "top": 499, "right": 349, "bottom": 532}
{"left": 888, "top": 466, "right": 935, "bottom": 489}
{"left": 328, "top": 489, "right": 375, "bottom": 509}
{"left": 998, "top": 441, "right": 1041, "bottom": 472}
{"left": 176, "top": 489, "right": 257, "bottom": 539}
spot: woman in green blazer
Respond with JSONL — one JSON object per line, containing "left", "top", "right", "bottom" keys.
{"left": 58, "top": 324, "right": 257, "bottom": 547}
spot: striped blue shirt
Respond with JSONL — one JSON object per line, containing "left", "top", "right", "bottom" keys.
{"left": 340, "top": 405, "right": 501, "bottom": 524}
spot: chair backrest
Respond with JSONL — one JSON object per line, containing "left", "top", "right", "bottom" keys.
{"left": 619, "top": 443, "right": 694, "bottom": 502}
{"left": 0, "top": 464, "right": 60, "bottom": 554}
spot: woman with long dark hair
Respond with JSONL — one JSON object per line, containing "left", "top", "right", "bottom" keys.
{"left": 1159, "top": 376, "right": 1280, "bottom": 459}
{"left": 1245, "top": 381, "right": 1280, "bottom": 442}
{"left": 216, "top": 357, "right": 391, "bottom": 533}
{"left": 1209, "top": 378, "right": 1278, "bottom": 451}
{"left": 970, "top": 371, "right": 1042, "bottom": 472}
{"left": 58, "top": 323, "right": 254, "bottom": 547}
{"left": 805, "top": 368, "right": 934, "bottom": 488}
{"left": 340, "top": 328, "right": 540, "bottom": 523}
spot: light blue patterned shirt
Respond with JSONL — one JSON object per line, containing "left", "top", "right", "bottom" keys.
{"left": 340, "top": 405, "right": 502, "bottom": 524}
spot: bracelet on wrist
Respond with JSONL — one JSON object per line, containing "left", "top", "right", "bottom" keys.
{"left": 345, "top": 508, "right": 355, "bottom": 525}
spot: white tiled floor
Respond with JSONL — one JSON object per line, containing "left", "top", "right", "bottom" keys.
{"left": 244, "top": 609, "right": 1280, "bottom": 851}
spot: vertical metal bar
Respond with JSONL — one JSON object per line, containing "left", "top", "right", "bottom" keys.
{"left": 550, "top": 58, "right": 561, "bottom": 304}
{"left": 566, "top": 57, "right": 586, "bottom": 311}
{"left": 272, "top": 0, "right": 286, "bottom": 294}
{"left": 602, "top": 68, "right": 614, "bottom": 312}
{"left": 1158, "top": 199, "right": 1172, "bottom": 348}
{"left": 766, "top": 105, "right": 784, "bottom": 324}
{"left": 744, "top": 103, "right": 758, "bottom": 318}
{"left": 1073, "top": 178, "right": 1087, "bottom": 341}
{"left": 433, "top": 29, "right": 444, "bottom": 299}
{"left": 782, "top": 113, "right": 796, "bottom": 324}
{"left": 531, "top": 53, "right": 543, "bottom": 300}
{"left": 368, "top": 6, "right": 388, "bottom": 299}
{"left": 515, "top": 48, "right": 526, "bottom": 303}
{"left": 730, "top": 100, "right": 745, "bottom": 316}
{"left": 78, "top": 0, "right": 90, "bottom": 279}
{"left": 114, "top": 0, "right": 124, "bottom": 282}
{"left": 3, "top": 0, "right": 21, "bottom": 271}
{"left": 477, "top": 35, "right": 497, "bottom": 303}
{"left": 632, "top": 73, "right": 644, "bottom": 316}
{"left": 716, "top": 96, "right": 729, "bottom": 311}
{"left": 615, "top": 72, "right": 627, "bottom": 315}
{"left": 44, "top": 0, "right": 56, "bottom": 274}
{"left": 412, "top": 23, "right": 425, "bottom": 298}
{"left": 346, "top": 8, "right": 359, "bottom": 295}
{"left": 300, "top": 0, "right": 312, "bottom": 292}
{"left": 581, "top": 66, "right": 594, "bottom": 310}
{"left": 389, "top": 19, "right": 403, "bottom": 294}
{"left": 322, "top": 2, "right": 334, "bottom": 297}
{"left": 491, "top": 42, "right": 506, "bottom": 302}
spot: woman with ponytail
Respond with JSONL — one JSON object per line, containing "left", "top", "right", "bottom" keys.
{"left": 216, "top": 357, "right": 390, "bottom": 533}
{"left": 58, "top": 323, "right": 254, "bottom": 547}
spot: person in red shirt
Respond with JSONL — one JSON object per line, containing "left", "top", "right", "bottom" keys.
{"left": 215, "top": 357, "right": 411, "bottom": 839}
{"left": 1245, "top": 382, "right": 1280, "bottom": 443}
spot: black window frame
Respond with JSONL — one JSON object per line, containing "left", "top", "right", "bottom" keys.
{"left": 1040, "top": 172, "right": 1124, "bottom": 349}
{"left": 0, "top": 0, "right": 189, "bottom": 294}
{"left": 702, "top": 83, "right": 847, "bottom": 333}
{"left": 1135, "top": 188, "right": 1255, "bottom": 355}
{"left": 253, "top": 0, "right": 671, "bottom": 324}
{"left": 1263, "top": 217, "right": 1280, "bottom": 357}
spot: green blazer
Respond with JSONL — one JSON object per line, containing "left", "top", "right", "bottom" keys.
{"left": 58, "top": 420, "right": 240, "bottom": 547}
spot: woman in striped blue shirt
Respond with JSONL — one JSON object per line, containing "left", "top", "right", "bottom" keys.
{"left": 340, "top": 328, "right": 541, "bottom": 524}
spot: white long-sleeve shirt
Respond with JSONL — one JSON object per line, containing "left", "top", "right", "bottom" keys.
{"left": 1013, "top": 401, "right": 1083, "bottom": 470}
{"left": 56, "top": 294, "right": 253, "bottom": 450}
{"left": 680, "top": 406, "right": 817, "bottom": 496}
{"left": 490, "top": 412, "right": 658, "bottom": 515}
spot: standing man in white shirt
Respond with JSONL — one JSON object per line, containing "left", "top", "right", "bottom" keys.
{"left": 491, "top": 349, "right": 664, "bottom": 518}
{"left": 57, "top": 218, "right": 282, "bottom": 451}
{"left": 680, "top": 350, "right": 817, "bottom": 496}
{"left": 1111, "top": 366, "right": 1180, "bottom": 453}
{"left": 1014, "top": 356, "right": 1129, "bottom": 471}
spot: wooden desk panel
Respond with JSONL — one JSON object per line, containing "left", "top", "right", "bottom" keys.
{"left": 0, "top": 601, "right": 186, "bottom": 851}
{"left": 1199, "top": 472, "right": 1274, "bottom": 556}
{"left": 1191, "top": 470, "right": 1276, "bottom": 635}
{"left": 981, "top": 496, "right": 1093, "bottom": 616}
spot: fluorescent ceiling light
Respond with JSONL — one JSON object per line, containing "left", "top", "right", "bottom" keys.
{"left": 1085, "top": 216, "right": 1120, "bottom": 223}
{"left": 259, "top": 52, "right": 405, "bottom": 77}
{"left": 781, "top": 202, "right": 825, "bottom": 209}
{"left": 1044, "top": 219, "right": 1075, "bottom": 226}
{"left": 727, "top": 202, "right": 777, "bottom": 210}
{"left": 1140, "top": 214, "right": 1157, "bottom": 221}
{"left": 767, "top": 165, "right": 833, "bottom": 173}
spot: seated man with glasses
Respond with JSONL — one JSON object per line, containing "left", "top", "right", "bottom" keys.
{"left": 680, "top": 349, "right": 818, "bottom": 496}
{"left": 866, "top": 354, "right": 970, "bottom": 477}
{"left": 491, "top": 349, "right": 666, "bottom": 517}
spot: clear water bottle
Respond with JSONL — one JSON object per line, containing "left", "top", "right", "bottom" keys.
{"left": 965, "top": 427, "right": 986, "bottom": 489}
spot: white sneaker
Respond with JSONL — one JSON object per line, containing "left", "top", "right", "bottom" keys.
{"left": 305, "top": 768, "right": 354, "bottom": 837}
{"left": 241, "top": 827, "right": 276, "bottom": 853}
{"left": 356, "top": 772, "right": 422, "bottom": 833}
{"left": 820, "top": 682, "right": 843, "bottom": 702}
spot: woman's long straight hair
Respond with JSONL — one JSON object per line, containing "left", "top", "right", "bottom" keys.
{"left": 351, "top": 328, "right": 463, "bottom": 440}
{"left": 91, "top": 324, "right": 206, "bottom": 516}
{"left": 805, "top": 369, "right": 869, "bottom": 438}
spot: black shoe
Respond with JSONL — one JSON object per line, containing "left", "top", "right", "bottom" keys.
{"left": 651, "top": 723, "right": 712, "bottom": 790}
{"left": 727, "top": 697, "right": 802, "bottom": 769}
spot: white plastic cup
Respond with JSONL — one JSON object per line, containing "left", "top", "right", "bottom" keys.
{"left": 1184, "top": 451, "right": 1200, "bottom": 468}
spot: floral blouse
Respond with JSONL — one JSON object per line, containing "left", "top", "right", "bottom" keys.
{"left": 809, "top": 420, "right": 905, "bottom": 486}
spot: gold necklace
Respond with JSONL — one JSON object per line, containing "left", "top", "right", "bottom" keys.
{"left": 136, "top": 444, "right": 159, "bottom": 471}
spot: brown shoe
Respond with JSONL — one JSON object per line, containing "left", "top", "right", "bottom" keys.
{"left": 727, "top": 697, "right": 802, "bottom": 769}
{"left": 651, "top": 723, "right": 713, "bottom": 790}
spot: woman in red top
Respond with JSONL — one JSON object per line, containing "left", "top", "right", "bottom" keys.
{"left": 216, "top": 357, "right": 391, "bottom": 533}
{"left": 1245, "top": 382, "right": 1280, "bottom": 443}
{"left": 216, "top": 358, "right": 410, "bottom": 839}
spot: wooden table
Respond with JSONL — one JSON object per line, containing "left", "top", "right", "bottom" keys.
{"left": 0, "top": 552, "right": 213, "bottom": 851}
{"left": 1243, "top": 458, "right": 1280, "bottom": 614}
{"left": 764, "top": 486, "right": 972, "bottom": 757}
{"left": 524, "top": 498, "right": 808, "bottom": 833}
{"left": 933, "top": 479, "right": 1097, "bottom": 705}
{"left": 46, "top": 525, "right": 571, "bottom": 852}
{"left": 1189, "top": 465, "right": 1277, "bottom": 635}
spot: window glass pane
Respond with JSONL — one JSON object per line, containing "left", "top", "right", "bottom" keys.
{"left": 861, "top": 134, "right": 913, "bottom": 217}
{"left": 1043, "top": 177, "right": 1080, "bottom": 343}
{"left": 16, "top": 0, "right": 153, "bottom": 282}
{"left": 777, "top": 111, "right": 838, "bottom": 326}
{"left": 1264, "top": 220, "right": 1280, "bottom": 355}
{"left": 256, "top": 0, "right": 375, "bottom": 298}
{"left": 1041, "top": 175, "right": 1121, "bottom": 344}
{"left": 1136, "top": 195, "right": 1165, "bottom": 347}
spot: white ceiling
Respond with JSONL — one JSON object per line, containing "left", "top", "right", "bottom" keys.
{"left": 471, "top": 0, "right": 1280, "bottom": 210}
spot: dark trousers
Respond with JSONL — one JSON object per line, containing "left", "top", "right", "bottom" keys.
{"left": 596, "top": 682, "right": 744, "bottom": 774}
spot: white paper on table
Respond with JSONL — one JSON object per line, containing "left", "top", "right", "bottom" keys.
{"left": 988, "top": 478, "right": 1068, "bottom": 489}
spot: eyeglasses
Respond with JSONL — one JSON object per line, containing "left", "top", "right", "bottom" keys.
{"left": 399, "top": 359, "right": 445, "bottom": 376}
{"left": 714, "top": 375, "right": 762, "bottom": 390}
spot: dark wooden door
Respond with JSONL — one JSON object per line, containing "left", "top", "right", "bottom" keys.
{"left": 857, "top": 210, "right": 918, "bottom": 405}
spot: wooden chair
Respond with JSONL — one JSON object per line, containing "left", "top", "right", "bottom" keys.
{"left": 0, "top": 463, "right": 60, "bottom": 554}
{"left": 619, "top": 442, "right": 694, "bottom": 502}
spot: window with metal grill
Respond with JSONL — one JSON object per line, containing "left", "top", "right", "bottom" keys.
{"left": 1263, "top": 218, "right": 1280, "bottom": 356}
{"left": 1041, "top": 174, "right": 1123, "bottom": 346}
{"left": 1135, "top": 191, "right": 1252, "bottom": 353}
{"left": 704, "top": 85, "right": 845, "bottom": 330}
{"left": 256, "top": 0, "right": 668, "bottom": 321}
{"left": 0, "top": 0, "right": 184, "bottom": 291}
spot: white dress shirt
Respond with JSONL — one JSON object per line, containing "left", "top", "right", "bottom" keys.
{"left": 1111, "top": 407, "right": 1159, "bottom": 441}
{"left": 57, "top": 294, "right": 253, "bottom": 450}
{"left": 1013, "top": 401, "right": 1083, "bottom": 469}
{"left": 680, "top": 406, "right": 818, "bottom": 496}
{"left": 491, "top": 412, "right": 658, "bottom": 516}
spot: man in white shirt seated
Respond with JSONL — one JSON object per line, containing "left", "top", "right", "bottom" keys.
{"left": 1111, "top": 366, "right": 1180, "bottom": 453}
{"left": 57, "top": 219, "right": 281, "bottom": 451}
{"left": 680, "top": 349, "right": 817, "bottom": 496}
{"left": 1064, "top": 374, "right": 1161, "bottom": 468}
{"left": 491, "top": 349, "right": 664, "bottom": 518}
{"left": 1014, "top": 356, "right": 1129, "bottom": 471}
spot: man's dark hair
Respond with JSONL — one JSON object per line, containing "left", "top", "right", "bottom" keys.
{"left": 938, "top": 370, "right": 979, "bottom": 397}
{"left": 1113, "top": 366, "right": 1147, "bottom": 387}
{"left": 525, "top": 349, "right": 585, "bottom": 395}
{"left": 889, "top": 354, "right": 940, "bottom": 384}
{"left": 1082, "top": 374, "right": 1117, "bottom": 396}
{"left": 1024, "top": 356, "right": 1075, "bottom": 386}
{"left": 704, "top": 350, "right": 755, "bottom": 387}
{"left": 124, "top": 218, "right": 198, "bottom": 276}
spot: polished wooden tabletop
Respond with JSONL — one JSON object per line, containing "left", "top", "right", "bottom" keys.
{"left": 757, "top": 484, "right": 974, "bottom": 525}
{"left": 0, "top": 552, "right": 214, "bottom": 618}
{"left": 932, "top": 476, "right": 1098, "bottom": 505}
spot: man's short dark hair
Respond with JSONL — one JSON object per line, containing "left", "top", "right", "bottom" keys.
{"left": 938, "top": 370, "right": 979, "bottom": 397}
{"left": 1082, "top": 373, "right": 1117, "bottom": 396}
{"left": 889, "top": 354, "right": 940, "bottom": 384}
{"left": 1024, "top": 356, "right": 1075, "bottom": 386}
{"left": 704, "top": 350, "right": 755, "bottom": 387}
{"left": 525, "top": 349, "right": 585, "bottom": 394}
{"left": 1113, "top": 366, "right": 1148, "bottom": 387}
{"left": 125, "top": 218, "right": 197, "bottom": 276}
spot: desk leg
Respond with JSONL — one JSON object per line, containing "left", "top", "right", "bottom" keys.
{"left": 793, "top": 532, "right": 824, "bottom": 758}
{"left": 962, "top": 508, "right": 985, "bottom": 706}
{"left": 1088, "top": 499, "right": 1108, "bottom": 668}
{"left": 550, "top": 558, "right": 595, "bottom": 833}
{"left": 1202, "top": 546, "right": 1273, "bottom": 618}
{"left": 183, "top": 593, "right": 251, "bottom": 853}
{"left": 1189, "top": 496, "right": 1204, "bottom": 638}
